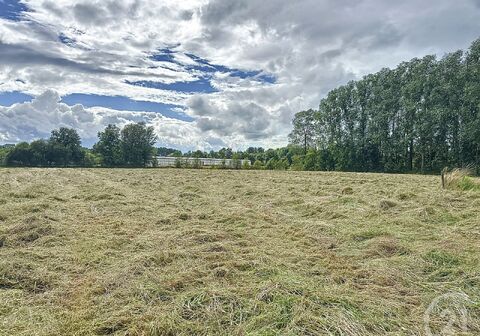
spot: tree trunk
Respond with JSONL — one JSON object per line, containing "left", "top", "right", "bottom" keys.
{"left": 304, "top": 133, "right": 307, "bottom": 155}
{"left": 421, "top": 152, "right": 425, "bottom": 173}
{"left": 408, "top": 139, "right": 414, "bottom": 171}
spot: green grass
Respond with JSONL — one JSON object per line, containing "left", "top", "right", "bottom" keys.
{"left": 458, "top": 176, "right": 480, "bottom": 191}
{"left": 0, "top": 168, "right": 479, "bottom": 335}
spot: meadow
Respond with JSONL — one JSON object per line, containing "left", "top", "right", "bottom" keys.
{"left": 0, "top": 168, "right": 479, "bottom": 335}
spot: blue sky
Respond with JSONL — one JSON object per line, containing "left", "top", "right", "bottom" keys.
{"left": 0, "top": 0, "right": 27, "bottom": 21}
{"left": 0, "top": 91, "right": 32, "bottom": 105}
{"left": 62, "top": 94, "right": 194, "bottom": 121}
{"left": 0, "top": 0, "right": 479, "bottom": 150}
{"left": 0, "top": 22, "right": 276, "bottom": 122}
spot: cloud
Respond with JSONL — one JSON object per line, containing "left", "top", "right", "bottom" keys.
{"left": 189, "top": 97, "right": 271, "bottom": 140}
{"left": 0, "top": 90, "right": 238, "bottom": 150}
{"left": 73, "top": 3, "right": 107, "bottom": 26}
{"left": 0, "top": 0, "right": 479, "bottom": 149}
{"left": 0, "top": 90, "right": 99, "bottom": 142}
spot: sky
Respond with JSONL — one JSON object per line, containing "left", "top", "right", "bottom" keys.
{"left": 0, "top": 0, "right": 479, "bottom": 150}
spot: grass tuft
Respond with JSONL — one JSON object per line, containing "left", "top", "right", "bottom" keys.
{"left": 341, "top": 187, "right": 354, "bottom": 195}
{"left": 442, "top": 167, "right": 480, "bottom": 191}
{"left": 366, "top": 237, "right": 409, "bottom": 257}
{"left": 378, "top": 199, "right": 397, "bottom": 210}
{"left": 458, "top": 176, "right": 480, "bottom": 191}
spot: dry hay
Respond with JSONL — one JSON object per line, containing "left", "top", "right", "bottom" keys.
{"left": 0, "top": 168, "right": 478, "bottom": 335}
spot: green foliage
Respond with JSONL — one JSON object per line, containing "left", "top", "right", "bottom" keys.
{"left": 458, "top": 176, "right": 480, "bottom": 191}
{"left": 288, "top": 109, "right": 316, "bottom": 154}
{"left": 93, "top": 125, "right": 123, "bottom": 167}
{"left": 303, "top": 149, "right": 318, "bottom": 171}
{"left": 219, "top": 147, "right": 233, "bottom": 159}
{"left": 274, "top": 158, "right": 289, "bottom": 170}
{"left": 290, "top": 155, "right": 304, "bottom": 170}
{"left": 5, "top": 142, "right": 31, "bottom": 166}
{"left": 49, "top": 127, "right": 84, "bottom": 166}
{"left": 162, "top": 146, "right": 303, "bottom": 171}
{"left": 28, "top": 140, "right": 48, "bottom": 166}
{"left": 442, "top": 167, "right": 480, "bottom": 191}
{"left": 232, "top": 154, "right": 242, "bottom": 169}
{"left": 121, "top": 122, "right": 157, "bottom": 167}
{"left": 289, "top": 38, "right": 480, "bottom": 173}
{"left": 157, "top": 147, "right": 182, "bottom": 157}
{"left": 83, "top": 151, "right": 101, "bottom": 167}
{"left": 192, "top": 158, "right": 202, "bottom": 169}
{"left": 0, "top": 146, "right": 11, "bottom": 166}
{"left": 265, "top": 158, "right": 276, "bottom": 170}
{"left": 3, "top": 123, "right": 156, "bottom": 168}
{"left": 252, "top": 160, "right": 264, "bottom": 170}
{"left": 6, "top": 34, "right": 480, "bottom": 175}
{"left": 5, "top": 128, "right": 85, "bottom": 167}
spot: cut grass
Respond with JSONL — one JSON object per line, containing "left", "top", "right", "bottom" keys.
{"left": 0, "top": 168, "right": 479, "bottom": 335}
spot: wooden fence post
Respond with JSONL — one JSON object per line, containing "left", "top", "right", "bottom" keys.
{"left": 441, "top": 167, "right": 448, "bottom": 189}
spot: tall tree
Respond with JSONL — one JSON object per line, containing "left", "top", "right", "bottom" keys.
{"left": 29, "top": 139, "right": 49, "bottom": 166}
{"left": 49, "top": 127, "right": 84, "bottom": 166}
{"left": 289, "top": 109, "right": 316, "bottom": 154}
{"left": 5, "top": 142, "right": 31, "bottom": 166}
{"left": 289, "top": 38, "right": 480, "bottom": 173}
{"left": 121, "top": 122, "right": 157, "bottom": 167}
{"left": 93, "top": 125, "right": 123, "bottom": 167}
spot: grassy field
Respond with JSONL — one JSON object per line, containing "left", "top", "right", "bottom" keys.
{"left": 0, "top": 168, "right": 479, "bottom": 335}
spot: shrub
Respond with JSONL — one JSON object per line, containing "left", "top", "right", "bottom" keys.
{"left": 274, "top": 159, "right": 289, "bottom": 170}
{"left": 232, "top": 155, "right": 242, "bottom": 169}
{"left": 253, "top": 160, "right": 264, "bottom": 170}
{"left": 290, "top": 155, "right": 304, "bottom": 171}
{"left": 192, "top": 158, "right": 202, "bottom": 169}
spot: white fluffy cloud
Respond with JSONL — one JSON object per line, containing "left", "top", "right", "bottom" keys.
{"left": 1, "top": 0, "right": 479, "bottom": 149}
{"left": 0, "top": 90, "right": 99, "bottom": 141}
{"left": 0, "top": 89, "right": 224, "bottom": 150}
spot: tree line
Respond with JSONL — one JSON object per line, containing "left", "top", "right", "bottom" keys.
{"left": 162, "top": 146, "right": 306, "bottom": 170}
{"left": 0, "top": 122, "right": 302, "bottom": 169}
{"left": 0, "top": 127, "right": 306, "bottom": 169}
{"left": 1, "top": 123, "right": 157, "bottom": 167}
{"left": 290, "top": 38, "right": 480, "bottom": 173}
{"left": 2, "top": 38, "right": 479, "bottom": 172}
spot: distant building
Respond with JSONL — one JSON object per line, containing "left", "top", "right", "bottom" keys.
{"left": 155, "top": 156, "right": 250, "bottom": 168}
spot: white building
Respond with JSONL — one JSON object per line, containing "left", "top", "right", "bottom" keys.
{"left": 155, "top": 156, "right": 250, "bottom": 168}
